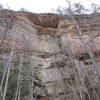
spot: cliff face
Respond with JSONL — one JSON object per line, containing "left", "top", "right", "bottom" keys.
{"left": 0, "top": 10, "right": 100, "bottom": 100}
{"left": 1, "top": 11, "right": 100, "bottom": 54}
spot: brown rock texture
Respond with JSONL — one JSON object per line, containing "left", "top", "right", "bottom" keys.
{"left": 0, "top": 10, "right": 100, "bottom": 100}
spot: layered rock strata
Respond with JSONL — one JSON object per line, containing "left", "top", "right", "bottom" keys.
{"left": 0, "top": 10, "right": 100, "bottom": 100}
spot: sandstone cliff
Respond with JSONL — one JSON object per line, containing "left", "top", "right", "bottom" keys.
{"left": 0, "top": 10, "right": 100, "bottom": 100}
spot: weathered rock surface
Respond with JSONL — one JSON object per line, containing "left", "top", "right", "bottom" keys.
{"left": 0, "top": 10, "right": 100, "bottom": 100}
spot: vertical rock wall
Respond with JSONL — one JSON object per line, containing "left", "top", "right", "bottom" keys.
{"left": 0, "top": 11, "right": 100, "bottom": 100}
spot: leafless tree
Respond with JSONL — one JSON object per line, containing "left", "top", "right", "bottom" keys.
{"left": 72, "top": 3, "right": 87, "bottom": 14}
{"left": 91, "top": 3, "right": 100, "bottom": 13}
{"left": 0, "top": 4, "right": 3, "bottom": 10}
{"left": 19, "top": 8, "right": 28, "bottom": 12}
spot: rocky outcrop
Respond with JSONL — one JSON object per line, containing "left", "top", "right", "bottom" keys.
{"left": 0, "top": 10, "right": 100, "bottom": 100}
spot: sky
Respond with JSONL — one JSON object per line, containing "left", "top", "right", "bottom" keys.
{"left": 0, "top": 0, "right": 100, "bottom": 13}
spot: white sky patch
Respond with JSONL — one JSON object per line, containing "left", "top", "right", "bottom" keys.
{"left": 0, "top": 0, "right": 100, "bottom": 13}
